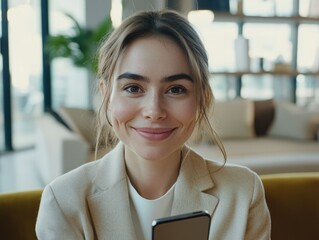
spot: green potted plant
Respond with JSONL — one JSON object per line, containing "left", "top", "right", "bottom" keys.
{"left": 45, "top": 13, "right": 113, "bottom": 73}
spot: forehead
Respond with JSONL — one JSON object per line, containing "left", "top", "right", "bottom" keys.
{"left": 114, "top": 35, "right": 191, "bottom": 77}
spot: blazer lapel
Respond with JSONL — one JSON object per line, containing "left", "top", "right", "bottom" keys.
{"left": 87, "top": 143, "right": 137, "bottom": 240}
{"left": 171, "top": 147, "right": 219, "bottom": 217}
{"left": 86, "top": 144, "right": 219, "bottom": 239}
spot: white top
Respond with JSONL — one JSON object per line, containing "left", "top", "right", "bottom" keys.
{"left": 128, "top": 179, "right": 175, "bottom": 240}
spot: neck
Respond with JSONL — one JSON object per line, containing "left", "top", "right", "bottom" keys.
{"left": 124, "top": 147, "right": 182, "bottom": 200}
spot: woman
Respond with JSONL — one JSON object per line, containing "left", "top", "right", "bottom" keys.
{"left": 36, "top": 10, "right": 271, "bottom": 240}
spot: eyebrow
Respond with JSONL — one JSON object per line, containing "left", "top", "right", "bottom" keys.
{"left": 116, "top": 72, "right": 194, "bottom": 82}
{"left": 165, "top": 73, "right": 193, "bottom": 82}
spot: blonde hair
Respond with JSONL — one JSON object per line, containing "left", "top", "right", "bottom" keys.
{"left": 95, "top": 10, "right": 226, "bottom": 162}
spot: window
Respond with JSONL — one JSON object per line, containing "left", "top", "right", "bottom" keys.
{"left": 189, "top": 1, "right": 319, "bottom": 104}
{"left": 7, "top": 0, "right": 43, "bottom": 149}
{"left": 49, "top": 0, "right": 91, "bottom": 110}
{"left": 0, "top": 51, "right": 3, "bottom": 151}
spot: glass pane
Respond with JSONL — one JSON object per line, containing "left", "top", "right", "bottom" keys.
{"left": 243, "top": 0, "right": 275, "bottom": 16}
{"left": 243, "top": 23, "right": 292, "bottom": 72}
{"left": 210, "top": 75, "right": 237, "bottom": 100}
{"left": 189, "top": 12, "right": 238, "bottom": 72}
{"left": 49, "top": 0, "right": 90, "bottom": 110}
{"left": 0, "top": 3, "right": 3, "bottom": 152}
{"left": 273, "top": 0, "right": 295, "bottom": 16}
{"left": 205, "top": 23, "right": 238, "bottom": 72}
{"left": 296, "top": 75, "right": 319, "bottom": 106}
{"left": 299, "top": 0, "right": 311, "bottom": 17}
{"left": 297, "top": 24, "right": 319, "bottom": 72}
{"left": 299, "top": 0, "right": 319, "bottom": 17}
{"left": 242, "top": 75, "right": 293, "bottom": 101}
{"left": 188, "top": 11, "right": 238, "bottom": 72}
{"left": 241, "top": 75, "right": 274, "bottom": 99}
{"left": 243, "top": 0, "right": 294, "bottom": 16}
{"left": 272, "top": 76, "right": 294, "bottom": 101}
{"left": 189, "top": 11, "right": 239, "bottom": 99}
{"left": 8, "top": 0, "right": 43, "bottom": 149}
{"left": 0, "top": 53, "right": 3, "bottom": 152}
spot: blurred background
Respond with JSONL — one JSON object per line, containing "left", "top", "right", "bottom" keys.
{"left": 1, "top": 0, "right": 318, "bottom": 152}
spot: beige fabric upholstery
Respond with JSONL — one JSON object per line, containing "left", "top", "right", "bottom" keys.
{"left": 57, "top": 107, "right": 97, "bottom": 149}
{"left": 212, "top": 98, "right": 255, "bottom": 139}
{"left": 190, "top": 137, "right": 319, "bottom": 174}
{"left": 269, "top": 102, "right": 319, "bottom": 140}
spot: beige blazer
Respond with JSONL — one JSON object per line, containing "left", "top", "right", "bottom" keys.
{"left": 36, "top": 142, "right": 271, "bottom": 240}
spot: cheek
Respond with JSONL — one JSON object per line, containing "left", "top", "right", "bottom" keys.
{"left": 171, "top": 99, "right": 197, "bottom": 125}
{"left": 108, "top": 96, "right": 137, "bottom": 125}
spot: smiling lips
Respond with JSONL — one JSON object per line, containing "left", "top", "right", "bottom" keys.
{"left": 134, "top": 127, "right": 176, "bottom": 141}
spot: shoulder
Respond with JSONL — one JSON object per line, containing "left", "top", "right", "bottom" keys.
{"left": 206, "top": 160, "right": 264, "bottom": 198}
{"left": 207, "top": 160, "right": 258, "bottom": 179}
{"left": 53, "top": 159, "right": 99, "bottom": 186}
{"left": 46, "top": 159, "right": 101, "bottom": 201}
{"left": 47, "top": 143, "right": 124, "bottom": 196}
{"left": 44, "top": 143, "right": 125, "bottom": 202}
{"left": 185, "top": 147, "right": 262, "bottom": 194}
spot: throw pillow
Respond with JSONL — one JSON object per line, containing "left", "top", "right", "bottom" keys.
{"left": 269, "top": 102, "right": 319, "bottom": 140}
{"left": 211, "top": 98, "right": 255, "bottom": 139}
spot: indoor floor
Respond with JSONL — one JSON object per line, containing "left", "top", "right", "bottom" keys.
{"left": 0, "top": 149, "right": 44, "bottom": 193}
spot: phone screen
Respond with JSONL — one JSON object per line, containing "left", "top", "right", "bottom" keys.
{"left": 152, "top": 211, "right": 211, "bottom": 240}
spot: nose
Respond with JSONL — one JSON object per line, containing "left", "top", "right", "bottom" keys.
{"left": 142, "top": 92, "right": 167, "bottom": 121}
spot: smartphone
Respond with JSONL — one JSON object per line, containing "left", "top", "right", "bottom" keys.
{"left": 152, "top": 211, "right": 211, "bottom": 240}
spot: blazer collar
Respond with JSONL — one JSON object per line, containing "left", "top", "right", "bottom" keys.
{"left": 87, "top": 143, "right": 219, "bottom": 239}
{"left": 171, "top": 146, "right": 219, "bottom": 216}
{"left": 87, "top": 142, "right": 137, "bottom": 240}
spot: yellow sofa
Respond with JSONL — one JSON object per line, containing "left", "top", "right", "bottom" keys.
{"left": 261, "top": 172, "right": 319, "bottom": 240}
{"left": 0, "top": 173, "right": 318, "bottom": 240}
{"left": 0, "top": 190, "right": 42, "bottom": 240}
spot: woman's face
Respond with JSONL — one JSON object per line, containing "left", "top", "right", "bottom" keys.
{"left": 107, "top": 35, "right": 197, "bottom": 161}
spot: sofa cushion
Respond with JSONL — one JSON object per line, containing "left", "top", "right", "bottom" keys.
{"left": 269, "top": 102, "right": 319, "bottom": 140}
{"left": 254, "top": 99, "right": 275, "bottom": 136}
{"left": 190, "top": 138, "right": 319, "bottom": 174}
{"left": 212, "top": 98, "right": 255, "bottom": 139}
{"left": 57, "top": 107, "right": 97, "bottom": 149}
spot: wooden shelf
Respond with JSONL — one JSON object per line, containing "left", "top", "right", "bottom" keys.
{"left": 213, "top": 12, "right": 319, "bottom": 24}
{"left": 210, "top": 70, "right": 319, "bottom": 77}
{"left": 203, "top": 6, "right": 319, "bottom": 102}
